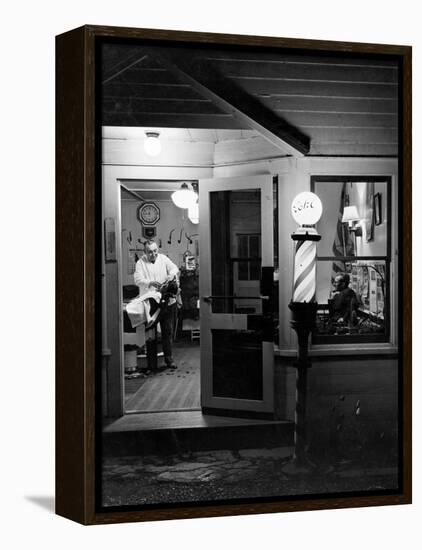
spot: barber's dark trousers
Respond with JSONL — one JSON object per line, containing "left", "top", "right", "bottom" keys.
{"left": 160, "top": 303, "right": 176, "bottom": 365}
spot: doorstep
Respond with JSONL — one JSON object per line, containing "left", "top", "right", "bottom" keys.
{"left": 102, "top": 410, "right": 294, "bottom": 456}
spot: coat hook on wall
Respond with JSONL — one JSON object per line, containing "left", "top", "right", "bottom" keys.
{"left": 178, "top": 227, "right": 183, "bottom": 244}
{"left": 168, "top": 228, "right": 175, "bottom": 244}
{"left": 122, "top": 228, "right": 132, "bottom": 245}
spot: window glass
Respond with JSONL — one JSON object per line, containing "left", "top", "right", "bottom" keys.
{"left": 315, "top": 180, "right": 388, "bottom": 258}
{"left": 315, "top": 259, "right": 388, "bottom": 343}
{"left": 210, "top": 190, "right": 262, "bottom": 314}
{"left": 312, "top": 178, "right": 390, "bottom": 344}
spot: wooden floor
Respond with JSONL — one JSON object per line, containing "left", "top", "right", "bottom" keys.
{"left": 125, "top": 342, "right": 200, "bottom": 413}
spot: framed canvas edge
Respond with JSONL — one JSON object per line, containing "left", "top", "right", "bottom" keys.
{"left": 55, "top": 24, "right": 412, "bottom": 526}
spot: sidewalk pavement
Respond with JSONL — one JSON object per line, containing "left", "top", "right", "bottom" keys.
{"left": 101, "top": 446, "right": 398, "bottom": 508}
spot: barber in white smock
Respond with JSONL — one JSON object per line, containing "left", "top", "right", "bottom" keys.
{"left": 134, "top": 240, "right": 179, "bottom": 369}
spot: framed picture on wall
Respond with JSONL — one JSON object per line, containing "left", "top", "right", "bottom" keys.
{"left": 374, "top": 192, "right": 383, "bottom": 225}
{"left": 365, "top": 181, "right": 375, "bottom": 242}
{"left": 56, "top": 25, "right": 412, "bottom": 525}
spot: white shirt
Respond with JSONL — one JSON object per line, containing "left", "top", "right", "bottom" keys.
{"left": 134, "top": 253, "right": 179, "bottom": 301}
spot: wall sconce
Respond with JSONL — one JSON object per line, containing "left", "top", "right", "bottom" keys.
{"left": 342, "top": 205, "right": 362, "bottom": 254}
{"left": 171, "top": 183, "right": 198, "bottom": 209}
{"left": 342, "top": 206, "right": 362, "bottom": 235}
{"left": 144, "top": 131, "right": 161, "bottom": 157}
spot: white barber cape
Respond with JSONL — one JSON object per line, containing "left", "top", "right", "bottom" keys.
{"left": 126, "top": 290, "right": 161, "bottom": 329}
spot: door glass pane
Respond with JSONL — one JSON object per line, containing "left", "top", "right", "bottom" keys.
{"left": 249, "top": 234, "right": 260, "bottom": 257}
{"left": 212, "top": 329, "right": 263, "bottom": 400}
{"left": 238, "top": 235, "right": 248, "bottom": 257}
{"left": 238, "top": 261, "right": 249, "bottom": 281}
{"left": 210, "top": 189, "right": 262, "bottom": 314}
{"left": 249, "top": 261, "right": 260, "bottom": 281}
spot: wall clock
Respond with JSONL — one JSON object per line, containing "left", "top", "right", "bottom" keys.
{"left": 137, "top": 202, "right": 160, "bottom": 226}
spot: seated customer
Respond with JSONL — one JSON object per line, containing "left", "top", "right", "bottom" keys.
{"left": 330, "top": 273, "right": 359, "bottom": 327}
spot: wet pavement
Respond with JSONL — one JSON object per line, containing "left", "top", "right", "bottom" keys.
{"left": 101, "top": 446, "right": 398, "bottom": 508}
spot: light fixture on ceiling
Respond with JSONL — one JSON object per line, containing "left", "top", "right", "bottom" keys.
{"left": 171, "top": 183, "right": 198, "bottom": 209}
{"left": 144, "top": 131, "right": 161, "bottom": 157}
{"left": 188, "top": 200, "right": 199, "bottom": 224}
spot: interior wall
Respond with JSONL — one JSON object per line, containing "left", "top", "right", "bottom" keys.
{"left": 121, "top": 197, "right": 199, "bottom": 287}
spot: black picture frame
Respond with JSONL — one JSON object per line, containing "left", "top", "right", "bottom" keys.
{"left": 375, "top": 192, "right": 383, "bottom": 225}
{"left": 56, "top": 25, "right": 412, "bottom": 525}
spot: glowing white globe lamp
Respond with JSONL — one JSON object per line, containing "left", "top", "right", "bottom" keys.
{"left": 144, "top": 131, "right": 161, "bottom": 157}
{"left": 291, "top": 191, "right": 323, "bottom": 226}
{"left": 171, "top": 183, "right": 198, "bottom": 209}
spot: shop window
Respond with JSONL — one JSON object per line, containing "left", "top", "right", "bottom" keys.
{"left": 311, "top": 177, "right": 391, "bottom": 344}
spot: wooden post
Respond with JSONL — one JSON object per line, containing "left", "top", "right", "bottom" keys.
{"left": 283, "top": 301, "right": 318, "bottom": 473}
{"left": 283, "top": 228, "right": 320, "bottom": 474}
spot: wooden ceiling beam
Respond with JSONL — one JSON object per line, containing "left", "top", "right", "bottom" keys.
{"left": 202, "top": 51, "right": 399, "bottom": 68}
{"left": 237, "top": 79, "right": 398, "bottom": 99}
{"left": 101, "top": 112, "right": 246, "bottom": 129}
{"left": 207, "top": 61, "right": 397, "bottom": 84}
{"left": 102, "top": 54, "right": 149, "bottom": 85}
{"left": 103, "top": 97, "right": 222, "bottom": 115}
{"left": 260, "top": 96, "right": 398, "bottom": 114}
{"left": 146, "top": 48, "right": 309, "bottom": 156}
{"left": 276, "top": 112, "right": 397, "bottom": 128}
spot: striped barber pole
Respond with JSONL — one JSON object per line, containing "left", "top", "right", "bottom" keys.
{"left": 293, "top": 239, "right": 317, "bottom": 303}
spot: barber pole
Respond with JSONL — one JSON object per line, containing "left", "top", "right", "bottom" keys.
{"left": 293, "top": 237, "right": 317, "bottom": 303}
{"left": 283, "top": 192, "right": 322, "bottom": 474}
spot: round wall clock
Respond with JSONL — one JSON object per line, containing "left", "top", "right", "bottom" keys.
{"left": 137, "top": 202, "right": 160, "bottom": 226}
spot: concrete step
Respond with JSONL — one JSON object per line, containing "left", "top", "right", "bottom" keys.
{"left": 102, "top": 411, "right": 294, "bottom": 457}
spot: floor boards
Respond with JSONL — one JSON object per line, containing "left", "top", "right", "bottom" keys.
{"left": 125, "top": 342, "right": 200, "bottom": 413}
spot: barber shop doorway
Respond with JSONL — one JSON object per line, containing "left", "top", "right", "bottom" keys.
{"left": 121, "top": 180, "right": 201, "bottom": 414}
{"left": 120, "top": 175, "right": 275, "bottom": 418}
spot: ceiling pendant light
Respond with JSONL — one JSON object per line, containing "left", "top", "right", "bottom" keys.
{"left": 171, "top": 183, "right": 198, "bottom": 209}
{"left": 144, "top": 131, "right": 161, "bottom": 157}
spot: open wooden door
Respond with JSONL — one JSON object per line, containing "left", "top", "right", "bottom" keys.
{"left": 199, "top": 175, "right": 275, "bottom": 417}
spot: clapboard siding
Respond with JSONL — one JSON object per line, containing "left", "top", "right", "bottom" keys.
{"left": 275, "top": 356, "right": 398, "bottom": 457}
{"left": 309, "top": 143, "right": 398, "bottom": 156}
